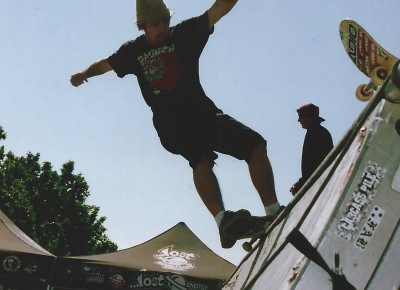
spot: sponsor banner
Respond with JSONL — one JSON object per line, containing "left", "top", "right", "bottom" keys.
{"left": 53, "top": 262, "right": 222, "bottom": 290}
{"left": 0, "top": 252, "right": 54, "bottom": 280}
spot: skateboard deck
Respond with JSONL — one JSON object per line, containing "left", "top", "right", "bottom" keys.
{"left": 339, "top": 19, "right": 398, "bottom": 101}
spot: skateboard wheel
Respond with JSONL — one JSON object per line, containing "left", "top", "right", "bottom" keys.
{"left": 242, "top": 242, "right": 253, "bottom": 252}
{"left": 356, "top": 84, "right": 373, "bottom": 101}
{"left": 371, "top": 66, "right": 388, "bottom": 84}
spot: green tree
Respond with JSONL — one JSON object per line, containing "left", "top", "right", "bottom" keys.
{"left": 0, "top": 126, "right": 117, "bottom": 256}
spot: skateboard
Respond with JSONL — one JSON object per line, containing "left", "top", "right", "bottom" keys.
{"left": 223, "top": 215, "right": 275, "bottom": 252}
{"left": 224, "top": 206, "right": 285, "bottom": 252}
{"left": 339, "top": 19, "right": 398, "bottom": 101}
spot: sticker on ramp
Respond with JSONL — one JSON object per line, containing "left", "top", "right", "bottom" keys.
{"left": 354, "top": 205, "right": 385, "bottom": 250}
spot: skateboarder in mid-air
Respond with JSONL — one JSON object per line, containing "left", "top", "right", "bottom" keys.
{"left": 70, "top": 0, "right": 282, "bottom": 248}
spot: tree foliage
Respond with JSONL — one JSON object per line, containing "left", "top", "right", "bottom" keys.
{"left": 0, "top": 126, "right": 117, "bottom": 256}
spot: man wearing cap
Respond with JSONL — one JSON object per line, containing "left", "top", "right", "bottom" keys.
{"left": 290, "top": 103, "right": 334, "bottom": 195}
{"left": 70, "top": 0, "right": 282, "bottom": 249}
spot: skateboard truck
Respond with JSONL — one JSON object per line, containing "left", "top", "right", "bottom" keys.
{"left": 242, "top": 222, "right": 271, "bottom": 252}
{"left": 357, "top": 60, "right": 400, "bottom": 103}
{"left": 241, "top": 206, "right": 286, "bottom": 252}
{"left": 384, "top": 59, "right": 400, "bottom": 104}
{"left": 339, "top": 20, "right": 399, "bottom": 103}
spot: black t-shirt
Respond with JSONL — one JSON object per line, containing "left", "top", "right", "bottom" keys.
{"left": 107, "top": 12, "right": 220, "bottom": 119}
{"left": 301, "top": 124, "right": 334, "bottom": 179}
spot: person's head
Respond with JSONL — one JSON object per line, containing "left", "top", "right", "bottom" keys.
{"left": 297, "top": 103, "right": 325, "bottom": 129}
{"left": 136, "top": 0, "right": 173, "bottom": 46}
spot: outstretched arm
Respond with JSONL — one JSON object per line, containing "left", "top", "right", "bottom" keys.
{"left": 207, "top": 0, "right": 238, "bottom": 28}
{"left": 70, "top": 59, "right": 112, "bottom": 87}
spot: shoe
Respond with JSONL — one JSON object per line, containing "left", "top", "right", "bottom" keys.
{"left": 224, "top": 206, "right": 286, "bottom": 242}
{"left": 219, "top": 209, "right": 251, "bottom": 249}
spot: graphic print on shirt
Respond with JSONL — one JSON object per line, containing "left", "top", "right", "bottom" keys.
{"left": 138, "top": 44, "right": 183, "bottom": 94}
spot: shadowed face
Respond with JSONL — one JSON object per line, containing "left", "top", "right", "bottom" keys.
{"left": 145, "top": 19, "right": 170, "bottom": 46}
{"left": 298, "top": 114, "right": 314, "bottom": 129}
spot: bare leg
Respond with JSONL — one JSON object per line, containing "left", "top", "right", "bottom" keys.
{"left": 193, "top": 155, "right": 225, "bottom": 217}
{"left": 248, "top": 144, "right": 278, "bottom": 206}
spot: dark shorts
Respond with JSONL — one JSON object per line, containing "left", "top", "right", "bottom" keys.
{"left": 154, "top": 112, "right": 266, "bottom": 169}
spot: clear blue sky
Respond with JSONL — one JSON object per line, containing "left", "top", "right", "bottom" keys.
{"left": 1, "top": 0, "right": 399, "bottom": 265}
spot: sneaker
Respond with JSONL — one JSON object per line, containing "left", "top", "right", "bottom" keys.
{"left": 219, "top": 209, "right": 251, "bottom": 249}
